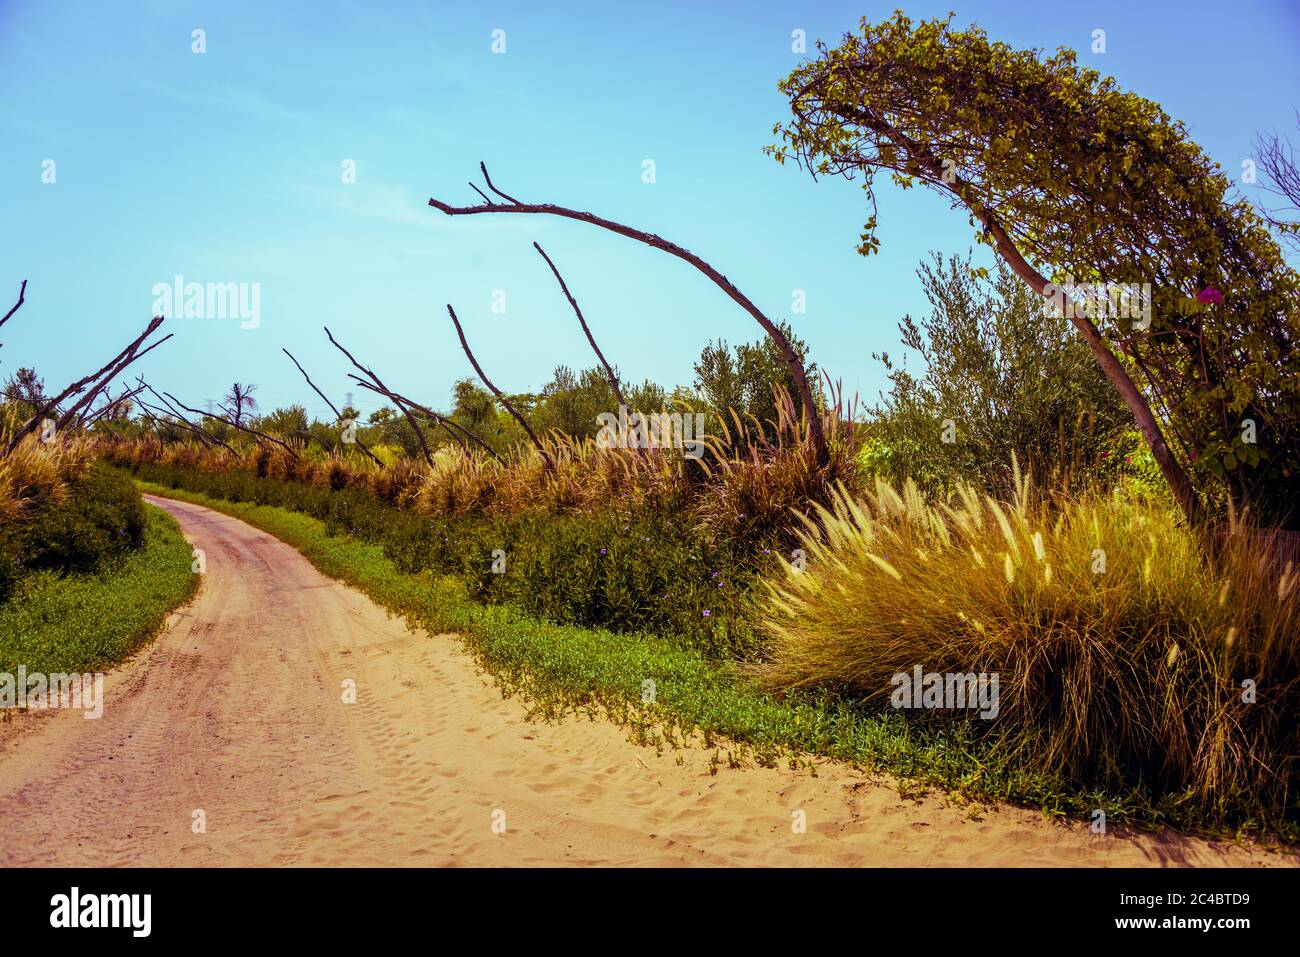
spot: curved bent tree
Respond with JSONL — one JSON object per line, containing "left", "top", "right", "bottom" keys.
{"left": 770, "top": 13, "right": 1300, "bottom": 528}
{"left": 429, "top": 163, "right": 829, "bottom": 467}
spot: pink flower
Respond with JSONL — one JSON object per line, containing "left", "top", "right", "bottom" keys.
{"left": 1197, "top": 287, "right": 1223, "bottom": 305}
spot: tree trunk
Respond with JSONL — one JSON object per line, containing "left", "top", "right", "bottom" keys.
{"left": 978, "top": 211, "right": 1203, "bottom": 524}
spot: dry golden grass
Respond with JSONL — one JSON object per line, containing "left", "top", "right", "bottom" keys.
{"left": 0, "top": 432, "right": 95, "bottom": 521}
{"left": 759, "top": 463, "right": 1300, "bottom": 827}
{"left": 98, "top": 389, "right": 854, "bottom": 541}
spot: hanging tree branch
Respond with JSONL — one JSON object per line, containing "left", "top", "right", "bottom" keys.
{"left": 429, "top": 163, "right": 828, "bottom": 466}
{"left": 346, "top": 375, "right": 502, "bottom": 462}
{"left": 445, "top": 303, "right": 551, "bottom": 466}
{"left": 533, "top": 242, "right": 625, "bottom": 408}
{"left": 281, "top": 347, "right": 384, "bottom": 466}
{"left": 323, "top": 326, "right": 435, "bottom": 467}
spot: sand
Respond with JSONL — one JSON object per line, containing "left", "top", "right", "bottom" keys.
{"left": 0, "top": 494, "right": 1292, "bottom": 867}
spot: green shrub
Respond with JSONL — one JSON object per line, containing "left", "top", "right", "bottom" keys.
{"left": 0, "top": 463, "right": 145, "bottom": 602}
{"left": 0, "top": 505, "right": 198, "bottom": 674}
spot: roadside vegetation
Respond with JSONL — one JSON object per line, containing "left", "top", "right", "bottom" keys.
{"left": 97, "top": 239, "right": 1299, "bottom": 840}
{"left": 133, "top": 478, "right": 1299, "bottom": 843}
{"left": 0, "top": 435, "right": 197, "bottom": 675}
{"left": 6, "top": 12, "right": 1300, "bottom": 841}
{"left": 0, "top": 504, "right": 197, "bottom": 676}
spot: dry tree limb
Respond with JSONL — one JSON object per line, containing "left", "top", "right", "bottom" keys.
{"left": 134, "top": 385, "right": 236, "bottom": 453}
{"left": 1255, "top": 115, "right": 1300, "bottom": 252}
{"left": 445, "top": 303, "right": 551, "bottom": 466}
{"left": 135, "top": 404, "right": 197, "bottom": 447}
{"left": 136, "top": 408, "right": 183, "bottom": 444}
{"left": 165, "top": 391, "right": 298, "bottom": 458}
{"left": 429, "top": 163, "right": 828, "bottom": 466}
{"left": 79, "top": 382, "right": 146, "bottom": 428}
{"left": 348, "top": 375, "right": 468, "bottom": 454}
{"left": 323, "top": 326, "right": 435, "bottom": 467}
{"left": 57, "top": 329, "right": 173, "bottom": 433}
{"left": 6, "top": 315, "right": 168, "bottom": 454}
{"left": 137, "top": 378, "right": 197, "bottom": 424}
{"left": 292, "top": 427, "right": 334, "bottom": 454}
{"left": 348, "top": 376, "right": 502, "bottom": 462}
{"left": 533, "top": 242, "right": 625, "bottom": 407}
{"left": 478, "top": 162, "right": 521, "bottom": 204}
{"left": 282, "top": 347, "right": 384, "bottom": 466}
{"left": 0, "top": 279, "right": 26, "bottom": 333}
{"left": 136, "top": 393, "right": 234, "bottom": 453}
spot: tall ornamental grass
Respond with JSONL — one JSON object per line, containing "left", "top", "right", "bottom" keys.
{"left": 760, "top": 467, "right": 1300, "bottom": 830}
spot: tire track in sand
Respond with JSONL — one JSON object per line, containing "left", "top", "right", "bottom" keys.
{"left": 0, "top": 495, "right": 1292, "bottom": 867}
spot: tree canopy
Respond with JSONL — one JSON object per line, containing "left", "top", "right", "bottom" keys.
{"left": 769, "top": 12, "right": 1300, "bottom": 527}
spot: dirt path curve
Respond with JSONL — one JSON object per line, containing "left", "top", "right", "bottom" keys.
{"left": 0, "top": 495, "right": 1292, "bottom": 867}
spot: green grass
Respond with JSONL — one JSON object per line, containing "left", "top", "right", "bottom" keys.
{"left": 0, "top": 504, "right": 199, "bottom": 675}
{"left": 132, "top": 479, "right": 1295, "bottom": 844}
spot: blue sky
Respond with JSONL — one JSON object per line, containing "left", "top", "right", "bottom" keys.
{"left": 3, "top": 0, "right": 1298, "bottom": 422}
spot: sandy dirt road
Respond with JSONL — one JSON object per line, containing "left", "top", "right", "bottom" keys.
{"left": 0, "top": 495, "right": 1292, "bottom": 867}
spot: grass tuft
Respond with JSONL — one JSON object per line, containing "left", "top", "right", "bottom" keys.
{"left": 759, "top": 471, "right": 1300, "bottom": 835}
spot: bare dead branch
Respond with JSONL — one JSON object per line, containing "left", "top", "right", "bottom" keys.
{"left": 323, "top": 326, "right": 436, "bottom": 467}
{"left": 479, "top": 161, "right": 522, "bottom": 205}
{"left": 0, "top": 279, "right": 26, "bottom": 332}
{"left": 57, "top": 330, "right": 174, "bottom": 433}
{"left": 141, "top": 408, "right": 216, "bottom": 450}
{"left": 164, "top": 391, "right": 298, "bottom": 458}
{"left": 348, "top": 376, "right": 502, "bottom": 462}
{"left": 1255, "top": 115, "right": 1300, "bottom": 252}
{"left": 281, "top": 347, "right": 383, "bottom": 466}
{"left": 79, "top": 382, "right": 146, "bottom": 428}
{"left": 6, "top": 315, "right": 167, "bottom": 454}
{"left": 445, "top": 303, "right": 550, "bottom": 465}
{"left": 135, "top": 384, "right": 236, "bottom": 452}
{"left": 429, "top": 167, "right": 827, "bottom": 465}
{"left": 344, "top": 376, "right": 466, "bottom": 456}
{"left": 533, "top": 242, "right": 625, "bottom": 407}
